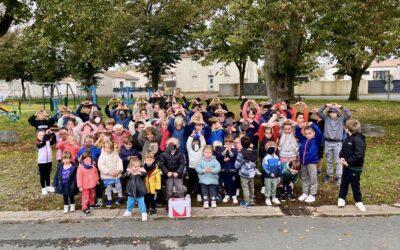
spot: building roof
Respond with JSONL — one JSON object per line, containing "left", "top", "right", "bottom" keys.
{"left": 102, "top": 71, "right": 139, "bottom": 80}
{"left": 370, "top": 59, "right": 400, "bottom": 68}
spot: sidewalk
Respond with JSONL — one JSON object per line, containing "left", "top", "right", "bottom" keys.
{"left": 1, "top": 205, "right": 399, "bottom": 222}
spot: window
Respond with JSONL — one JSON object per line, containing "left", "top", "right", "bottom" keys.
{"left": 119, "top": 81, "right": 124, "bottom": 89}
{"left": 130, "top": 82, "right": 136, "bottom": 88}
{"left": 362, "top": 71, "right": 370, "bottom": 75}
{"left": 208, "top": 75, "right": 214, "bottom": 89}
{"left": 373, "top": 71, "right": 389, "bottom": 80}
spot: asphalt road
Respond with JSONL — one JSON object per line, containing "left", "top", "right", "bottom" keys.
{"left": 0, "top": 216, "right": 399, "bottom": 250}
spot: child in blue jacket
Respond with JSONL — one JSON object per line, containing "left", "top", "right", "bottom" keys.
{"left": 295, "top": 122, "right": 322, "bottom": 203}
{"left": 262, "top": 142, "right": 282, "bottom": 206}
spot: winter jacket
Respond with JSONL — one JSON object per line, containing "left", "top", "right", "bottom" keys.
{"left": 234, "top": 148, "right": 258, "bottom": 178}
{"left": 339, "top": 132, "right": 366, "bottom": 171}
{"left": 56, "top": 141, "right": 80, "bottom": 160}
{"left": 76, "top": 122, "right": 98, "bottom": 147}
{"left": 262, "top": 154, "right": 282, "bottom": 178}
{"left": 144, "top": 163, "right": 162, "bottom": 194}
{"left": 28, "top": 115, "right": 56, "bottom": 130}
{"left": 77, "top": 164, "right": 99, "bottom": 190}
{"left": 206, "top": 128, "right": 224, "bottom": 145}
{"left": 119, "top": 146, "right": 141, "bottom": 172}
{"left": 105, "top": 104, "right": 132, "bottom": 129}
{"left": 187, "top": 135, "right": 206, "bottom": 169}
{"left": 76, "top": 104, "right": 102, "bottom": 123}
{"left": 98, "top": 150, "right": 123, "bottom": 180}
{"left": 159, "top": 127, "right": 171, "bottom": 151}
{"left": 296, "top": 123, "right": 322, "bottom": 165}
{"left": 122, "top": 171, "right": 147, "bottom": 198}
{"left": 195, "top": 156, "right": 221, "bottom": 185}
{"left": 158, "top": 150, "right": 186, "bottom": 179}
{"left": 76, "top": 145, "right": 101, "bottom": 163}
{"left": 112, "top": 129, "right": 132, "bottom": 149}
{"left": 216, "top": 146, "right": 238, "bottom": 172}
{"left": 36, "top": 133, "right": 56, "bottom": 164}
{"left": 318, "top": 105, "right": 351, "bottom": 141}
{"left": 53, "top": 163, "right": 78, "bottom": 196}
{"left": 281, "top": 164, "right": 299, "bottom": 184}
{"left": 167, "top": 116, "right": 191, "bottom": 154}
{"left": 131, "top": 132, "right": 143, "bottom": 152}
{"left": 278, "top": 132, "right": 299, "bottom": 158}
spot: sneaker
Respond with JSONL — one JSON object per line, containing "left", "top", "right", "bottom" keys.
{"left": 41, "top": 188, "right": 48, "bottom": 196}
{"left": 287, "top": 195, "right": 295, "bottom": 201}
{"left": 83, "top": 209, "right": 92, "bottom": 216}
{"left": 46, "top": 186, "right": 55, "bottom": 193}
{"left": 260, "top": 186, "right": 265, "bottom": 194}
{"left": 222, "top": 195, "right": 230, "bottom": 203}
{"left": 69, "top": 204, "right": 76, "bottom": 212}
{"left": 337, "top": 198, "right": 346, "bottom": 208}
{"left": 236, "top": 189, "right": 240, "bottom": 196}
{"left": 334, "top": 177, "right": 341, "bottom": 186}
{"left": 355, "top": 202, "right": 366, "bottom": 212}
{"left": 317, "top": 169, "right": 322, "bottom": 176}
{"left": 250, "top": 199, "right": 255, "bottom": 205}
{"left": 63, "top": 205, "right": 69, "bottom": 214}
{"left": 265, "top": 199, "right": 272, "bottom": 206}
{"left": 203, "top": 201, "right": 209, "bottom": 209}
{"left": 280, "top": 194, "right": 287, "bottom": 202}
{"left": 141, "top": 213, "right": 148, "bottom": 221}
{"left": 150, "top": 209, "right": 157, "bottom": 215}
{"left": 116, "top": 197, "right": 124, "bottom": 205}
{"left": 216, "top": 194, "right": 222, "bottom": 203}
{"left": 271, "top": 198, "right": 281, "bottom": 205}
{"left": 91, "top": 199, "right": 103, "bottom": 209}
{"left": 123, "top": 210, "right": 132, "bottom": 217}
{"left": 211, "top": 201, "right": 217, "bottom": 208}
{"left": 197, "top": 194, "right": 202, "bottom": 202}
{"left": 232, "top": 196, "right": 239, "bottom": 204}
{"left": 305, "top": 195, "right": 316, "bottom": 203}
{"left": 239, "top": 201, "right": 251, "bottom": 209}
{"left": 323, "top": 175, "right": 332, "bottom": 183}
{"left": 106, "top": 200, "right": 112, "bottom": 208}
{"left": 298, "top": 193, "right": 308, "bottom": 201}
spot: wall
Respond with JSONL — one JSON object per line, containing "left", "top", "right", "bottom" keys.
{"left": 294, "top": 80, "right": 368, "bottom": 95}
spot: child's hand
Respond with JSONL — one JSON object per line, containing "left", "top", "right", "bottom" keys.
{"left": 271, "top": 173, "right": 275, "bottom": 178}
{"left": 340, "top": 158, "right": 348, "bottom": 166}
{"left": 79, "top": 187, "right": 82, "bottom": 192}
{"left": 172, "top": 172, "right": 179, "bottom": 177}
{"left": 167, "top": 172, "right": 173, "bottom": 177}
{"left": 289, "top": 182, "right": 294, "bottom": 189}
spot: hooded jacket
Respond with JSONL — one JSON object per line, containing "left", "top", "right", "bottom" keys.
{"left": 144, "top": 163, "right": 162, "bottom": 194}
{"left": 53, "top": 163, "right": 78, "bottom": 195}
{"left": 318, "top": 105, "right": 351, "bottom": 141}
{"left": 262, "top": 154, "right": 282, "bottom": 178}
{"left": 187, "top": 135, "right": 206, "bottom": 169}
{"left": 122, "top": 171, "right": 147, "bottom": 198}
{"left": 36, "top": 133, "right": 56, "bottom": 164}
{"left": 296, "top": 123, "right": 323, "bottom": 165}
{"left": 77, "top": 164, "right": 99, "bottom": 190}
{"left": 234, "top": 148, "right": 258, "bottom": 178}
{"left": 98, "top": 150, "right": 123, "bottom": 180}
{"left": 339, "top": 132, "right": 366, "bottom": 170}
{"left": 158, "top": 149, "right": 186, "bottom": 179}
{"left": 196, "top": 156, "right": 221, "bottom": 185}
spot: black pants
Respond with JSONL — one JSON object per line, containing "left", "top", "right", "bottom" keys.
{"left": 95, "top": 168, "right": 103, "bottom": 200}
{"left": 187, "top": 168, "right": 201, "bottom": 195}
{"left": 38, "top": 163, "right": 52, "bottom": 188}
{"left": 63, "top": 194, "right": 75, "bottom": 205}
{"left": 145, "top": 193, "right": 156, "bottom": 210}
{"left": 339, "top": 167, "right": 362, "bottom": 202}
{"left": 201, "top": 184, "right": 217, "bottom": 201}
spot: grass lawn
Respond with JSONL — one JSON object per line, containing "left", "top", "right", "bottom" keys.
{"left": 0, "top": 97, "right": 399, "bottom": 211}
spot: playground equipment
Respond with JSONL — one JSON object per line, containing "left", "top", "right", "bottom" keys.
{"left": 36, "top": 82, "right": 77, "bottom": 113}
{"left": 0, "top": 89, "right": 20, "bottom": 123}
{"left": 78, "top": 85, "right": 97, "bottom": 105}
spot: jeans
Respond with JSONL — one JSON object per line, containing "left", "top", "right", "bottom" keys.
{"left": 222, "top": 172, "right": 238, "bottom": 197}
{"left": 325, "top": 141, "right": 343, "bottom": 177}
{"left": 38, "top": 163, "right": 52, "bottom": 188}
{"left": 105, "top": 181, "right": 123, "bottom": 201}
{"left": 127, "top": 196, "right": 146, "bottom": 213}
{"left": 240, "top": 176, "right": 254, "bottom": 203}
{"left": 201, "top": 184, "right": 217, "bottom": 201}
{"left": 264, "top": 178, "right": 279, "bottom": 199}
{"left": 339, "top": 167, "right": 362, "bottom": 202}
{"left": 166, "top": 177, "right": 184, "bottom": 198}
{"left": 301, "top": 164, "right": 318, "bottom": 195}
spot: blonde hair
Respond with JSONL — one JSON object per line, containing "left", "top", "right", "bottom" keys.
{"left": 203, "top": 145, "right": 213, "bottom": 153}
{"left": 144, "top": 152, "right": 155, "bottom": 159}
{"left": 174, "top": 116, "right": 185, "bottom": 127}
{"left": 104, "top": 141, "right": 114, "bottom": 150}
{"left": 128, "top": 158, "right": 141, "bottom": 169}
{"left": 345, "top": 119, "right": 362, "bottom": 133}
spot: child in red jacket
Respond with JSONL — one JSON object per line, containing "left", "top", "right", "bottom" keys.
{"left": 77, "top": 152, "right": 99, "bottom": 215}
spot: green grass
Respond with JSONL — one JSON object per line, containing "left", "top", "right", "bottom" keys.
{"left": 0, "top": 98, "right": 399, "bottom": 211}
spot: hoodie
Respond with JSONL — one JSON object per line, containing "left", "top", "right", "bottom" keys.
{"left": 318, "top": 105, "right": 351, "bottom": 141}
{"left": 98, "top": 150, "right": 123, "bottom": 180}
{"left": 262, "top": 154, "right": 282, "bottom": 178}
{"left": 195, "top": 156, "right": 221, "bottom": 185}
{"left": 234, "top": 148, "right": 258, "bottom": 178}
{"left": 339, "top": 132, "right": 366, "bottom": 171}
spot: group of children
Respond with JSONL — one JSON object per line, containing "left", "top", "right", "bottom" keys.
{"left": 30, "top": 93, "right": 367, "bottom": 221}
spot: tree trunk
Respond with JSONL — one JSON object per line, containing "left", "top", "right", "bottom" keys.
{"left": 349, "top": 69, "right": 363, "bottom": 101}
{"left": 20, "top": 79, "right": 26, "bottom": 100}
{"left": 151, "top": 70, "right": 160, "bottom": 90}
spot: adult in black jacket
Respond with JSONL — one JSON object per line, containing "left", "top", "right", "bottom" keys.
{"left": 338, "top": 119, "right": 366, "bottom": 212}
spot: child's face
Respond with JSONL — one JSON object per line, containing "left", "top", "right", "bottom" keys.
{"left": 283, "top": 125, "right": 292, "bottom": 134}
{"left": 149, "top": 142, "right": 159, "bottom": 153}
{"left": 203, "top": 149, "right": 213, "bottom": 158}
{"left": 175, "top": 123, "right": 183, "bottom": 130}
{"left": 37, "top": 131, "right": 45, "bottom": 141}
{"left": 224, "top": 139, "right": 233, "bottom": 147}
{"left": 146, "top": 132, "right": 155, "bottom": 141}
{"left": 329, "top": 112, "right": 338, "bottom": 119}
{"left": 248, "top": 111, "right": 255, "bottom": 120}
{"left": 125, "top": 142, "right": 132, "bottom": 150}
{"left": 106, "top": 124, "right": 114, "bottom": 132}
{"left": 103, "top": 135, "right": 111, "bottom": 142}
{"left": 305, "top": 129, "right": 315, "bottom": 140}
{"left": 37, "top": 113, "right": 46, "bottom": 120}
{"left": 161, "top": 121, "right": 168, "bottom": 129}
{"left": 84, "top": 139, "right": 93, "bottom": 147}
{"left": 66, "top": 121, "right": 75, "bottom": 129}
{"left": 129, "top": 164, "right": 140, "bottom": 172}
{"left": 137, "top": 124, "right": 145, "bottom": 132}
{"left": 63, "top": 157, "right": 72, "bottom": 165}
{"left": 83, "top": 157, "right": 92, "bottom": 165}
{"left": 144, "top": 157, "right": 154, "bottom": 166}
{"left": 104, "top": 145, "right": 112, "bottom": 154}
{"left": 83, "top": 106, "right": 91, "bottom": 114}
{"left": 290, "top": 168, "right": 298, "bottom": 175}
{"left": 264, "top": 129, "right": 273, "bottom": 139}
{"left": 297, "top": 115, "right": 304, "bottom": 124}
{"left": 211, "top": 122, "right": 219, "bottom": 129}
{"left": 115, "top": 128, "right": 123, "bottom": 135}
{"left": 140, "top": 110, "right": 147, "bottom": 118}
{"left": 67, "top": 136, "right": 76, "bottom": 144}
{"left": 154, "top": 105, "right": 160, "bottom": 113}
{"left": 158, "top": 110, "right": 166, "bottom": 119}
{"left": 195, "top": 124, "right": 203, "bottom": 132}
{"left": 83, "top": 125, "right": 92, "bottom": 133}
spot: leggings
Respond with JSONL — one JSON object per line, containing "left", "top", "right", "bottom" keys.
{"left": 63, "top": 194, "right": 75, "bottom": 205}
{"left": 145, "top": 193, "right": 157, "bottom": 210}
{"left": 38, "top": 163, "right": 52, "bottom": 188}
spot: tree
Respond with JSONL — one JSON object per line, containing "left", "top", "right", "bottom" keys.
{"left": 0, "top": 0, "right": 30, "bottom": 37}
{"left": 124, "top": 0, "right": 206, "bottom": 90}
{"left": 316, "top": 0, "right": 400, "bottom": 100}
{"left": 199, "top": 0, "right": 263, "bottom": 97}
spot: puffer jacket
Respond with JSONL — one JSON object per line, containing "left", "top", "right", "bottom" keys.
{"left": 144, "top": 163, "right": 162, "bottom": 194}
{"left": 234, "top": 148, "right": 258, "bottom": 178}
{"left": 196, "top": 156, "right": 221, "bottom": 185}
{"left": 187, "top": 135, "right": 206, "bottom": 169}
{"left": 262, "top": 154, "right": 282, "bottom": 178}
{"left": 158, "top": 150, "right": 186, "bottom": 179}
{"left": 53, "top": 163, "right": 78, "bottom": 195}
{"left": 77, "top": 164, "right": 99, "bottom": 190}
{"left": 122, "top": 171, "right": 147, "bottom": 198}
{"left": 98, "top": 150, "right": 123, "bottom": 180}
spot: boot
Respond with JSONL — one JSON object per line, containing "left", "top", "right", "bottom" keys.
{"left": 63, "top": 205, "right": 69, "bottom": 214}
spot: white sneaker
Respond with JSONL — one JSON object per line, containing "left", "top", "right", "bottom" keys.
{"left": 298, "top": 193, "right": 308, "bottom": 201}
{"left": 271, "top": 198, "right": 281, "bottom": 205}
{"left": 337, "top": 198, "right": 346, "bottom": 208}
{"left": 41, "top": 188, "right": 48, "bottom": 196}
{"left": 197, "top": 194, "right": 202, "bottom": 202}
{"left": 46, "top": 186, "right": 55, "bottom": 193}
{"left": 112, "top": 187, "right": 117, "bottom": 194}
{"left": 232, "top": 196, "right": 238, "bottom": 204}
{"left": 203, "top": 201, "right": 209, "bottom": 209}
{"left": 305, "top": 195, "right": 316, "bottom": 203}
{"left": 265, "top": 199, "right": 272, "bottom": 206}
{"left": 141, "top": 213, "right": 148, "bottom": 221}
{"left": 63, "top": 205, "right": 69, "bottom": 214}
{"left": 236, "top": 189, "right": 240, "bottom": 196}
{"left": 260, "top": 186, "right": 265, "bottom": 194}
{"left": 123, "top": 210, "right": 132, "bottom": 217}
{"left": 70, "top": 204, "right": 76, "bottom": 212}
{"left": 211, "top": 201, "right": 217, "bottom": 208}
{"left": 355, "top": 202, "right": 366, "bottom": 212}
{"left": 222, "top": 195, "right": 230, "bottom": 203}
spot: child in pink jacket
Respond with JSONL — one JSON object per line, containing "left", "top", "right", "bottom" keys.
{"left": 77, "top": 152, "right": 99, "bottom": 216}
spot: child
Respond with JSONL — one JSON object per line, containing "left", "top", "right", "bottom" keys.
{"left": 138, "top": 125, "right": 162, "bottom": 158}
{"left": 262, "top": 142, "right": 282, "bottom": 206}
{"left": 241, "top": 99, "right": 262, "bottom": 124}
{"left": 56, "top": 134, "right": 81, "bottom": 161}
{"left": 112, "top": 124, "right": 132, "bottom": 150}
{"left": 77, "top": 152, "right": 99, "bottom": 215}
{"left": 196, "top": 146, "right": 221, "bottom": 208}
{"left": 338, "top": 119, "right": 366, "bottom": 212}
{"left": 280, "top": 160, "right": 300, "bottom": 201}
{"left": 296, "top": 123, "right": 322, "bottom": 203}
{"left": 187, "top": 131, "right": 206, "bottom": 202}
{"left": 318, "top": 103, "right": 352, "bottom": 185}
{"left": 143, "top": 153, "right": 162, "bottom": 215}
{"left": 119, "top": 138, "right": 141, "bottom": 173}
{"left": 53, "top": 151, "right": 78, "bottom": 213}
{"left": 206, "top": 117, "right": 224, "bottom": 145}
{"left": 28, "top": 109, "right": 56, "bottom": 130}
{"left": 158, "top": 138, "right": 186, "bottom": 199}
{"left": 36, "top": 129, "right": 56, "bottom": 195}
{"left": 98, "top": 141, "right": 124, "bottom": 207}
{"left": 278, "top": 122, "right": 299, "bottom": 164}
{"left": 216, "top": 135, "right": 239, "bottom": 204}
{"left": 234, "top": 135, "right": 258, "bottom": 208}
{"left": 122, "top": 159, "right": 148, "bottom": 221}
{"left": 159, "top": 120, "right": 171, "bottom": 152}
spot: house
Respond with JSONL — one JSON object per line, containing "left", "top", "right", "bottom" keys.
{"left": 96, "top": 71, "right": 140, "bottom": 97}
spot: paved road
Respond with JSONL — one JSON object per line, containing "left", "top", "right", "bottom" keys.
{"left": 0, "top": 216, "right": 399, "bottom": 249}
{"left": 221, "top": 94, "right": 400, "bottom": 101}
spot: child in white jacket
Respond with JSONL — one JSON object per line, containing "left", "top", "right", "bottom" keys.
{"left": 98, "top": 141, "right": 124, "bottom": 208}
{"left": 186, "top": 131, "right": 206, "bottom": 202}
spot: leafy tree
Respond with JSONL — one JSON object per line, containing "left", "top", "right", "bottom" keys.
{"left": 0, "top": 0, "right": 30, "bottom": 37}
{"left": 315, "top": 0, "right": 400, "bottom": 100}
